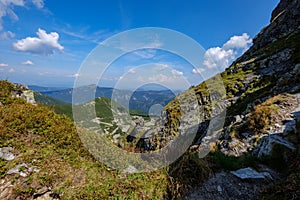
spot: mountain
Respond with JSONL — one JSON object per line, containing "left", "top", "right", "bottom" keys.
{"left": 1, "top": 0, "right": 299, "bottom": 199}
{"left": 166, "top": 0, "right": 300, "bottom": 140}
{"left": 37, "top": 85, "right": 176, "bottom": 113}
{"left": 161, "top": 0, "right": 300, "bottom": 198}
{"left": 33, "top": 91, "right": 67, "bottom": 105}
{"left": 28, "top": 85, "right": 69, "bottom": 92}
{"left": 0, "top": 80, "right": 169, "bottom": 199}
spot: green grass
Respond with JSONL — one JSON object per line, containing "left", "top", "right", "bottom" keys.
{"left": 0, "top": 80, "right": 170, "bottom": 199}
{"left": 167, "top": 152, "right": 212, "bottom": 198}
{"left": 33, "top": 91, "right": 67, "bottom": 105}
{"left": 48, "top": 97, "right": 150, "bottom": 122}
{"left": 129, "top": 109, "right": 150, "bottom": 119}
{"left": 207, "top": 151, "right": 257, "bottom": 171}
{"left": 244, "top": 94, "right": 291, "bottom": 134}
{"left": 47, "top": 104, "right": 73, "bottom": 119}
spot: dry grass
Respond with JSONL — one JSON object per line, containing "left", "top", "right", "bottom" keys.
{"left": 0, "top": 80, "right": 170, "bottom": 199}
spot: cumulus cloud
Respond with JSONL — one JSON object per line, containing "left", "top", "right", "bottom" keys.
{"left": 13, "top": 28, "right": 64, "bottom": 55}
{"left": 0, "top": 63, "right": 8, "bottom": 67}
{"left": 203, "top": 33, "right": 252, "bottom": 70}
{"left": 223, "top": 33, "right": 253, "bottom": 50}
{"left": 192, "top": 68, "right": 205, "bottom": 74}
{"left": 21, "top": 60, "right": 34, "bottom": 65}
{"left": 203, "top": 47, "right": 236, "bottom": 69}
{"left": 8, "top": 68, "right": 15, "bottom": 73}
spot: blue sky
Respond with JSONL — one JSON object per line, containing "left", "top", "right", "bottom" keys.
{"left": 0, "top": 0, "right": 279, "bottom": 89}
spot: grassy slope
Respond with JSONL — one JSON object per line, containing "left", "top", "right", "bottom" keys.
{"left": 33, "top": 92, "right": 67, "bottom": 105}
{"left": 1, "top": 33, "right": 299, "bottom": 200}
{"left": 46, "top": 97, "right": 149, "bottom": 121}
{"left": 0, "top": 80, "right": 169, "bottom": 199}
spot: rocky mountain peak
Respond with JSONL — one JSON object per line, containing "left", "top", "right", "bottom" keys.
{"left": 236, "top": 0, "right": 300, "bottom": 63}
{"left": 271, "top": 0, "right": 297, "bottom": 22}
{"left": 160, "top": 0, "right": 300, "bottom": 156}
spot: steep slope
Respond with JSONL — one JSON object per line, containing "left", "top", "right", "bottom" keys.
{"left": 162, "top": 0, "right": 300, "bottom": 198}
{"left": 164, "top": 0, "right": 300, "bottom": 147}
{"left": 0, "top": 80, "right": 170, "bottom": 199}
{"left": 33, "top": 92, "right": 67, "bottom": 105}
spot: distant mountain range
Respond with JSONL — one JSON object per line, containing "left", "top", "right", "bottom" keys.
{"left": 28, "top": 85, "right": 69, "bottom": 92}
{"left": 29, "top": 85, "right": 180, "bottom": 114}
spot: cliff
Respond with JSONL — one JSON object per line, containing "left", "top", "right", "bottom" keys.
{"left": 163, "top": 0, "right": 300, "bottom": 148}
{"left": 164, "top": 0, "right": 300, "bottom": 198}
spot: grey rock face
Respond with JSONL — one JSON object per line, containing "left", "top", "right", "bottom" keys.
{"left": 252, "top": 134, "right": 296, "bottom": 157}
{"left": 7, "top": 163, "right": 28, "bottom": 176}
{"left": 185, "top": 170, "right": 271, "bottom": 200}
{"left": 230, "top": 167, "right": 266, "bottom": 179}
{"left": 11, "top": 83, "right": 36, "bottom": 105}
{"left": 242, "top": 0, "right": 300, "bottom": 58}
{"left": 0, "top": 147, "right": 15, "bottom": 161}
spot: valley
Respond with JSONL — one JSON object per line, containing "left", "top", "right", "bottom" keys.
{"left": 0, "top": 0, "right": 300, "bottom": 199}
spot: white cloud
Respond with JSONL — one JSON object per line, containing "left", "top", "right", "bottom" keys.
{"left": 154, "top": 63, "right": 169, "bottom": 71}
{"left": 133, "top": 49, "right": 157, "bottom": 59}
{"left": 13, "top": 28, "right": 64, "bottom": 55}
{"left": 0, "top": 0, "right": 44, "bottom": 31}
{"left": 223, "top": 33, "right": 252, "bottom": 50}
{"left": 171, "top": 69, "right": 183, "bottom": 76}
{"left": 128, "top": 68, "right": 136, "bottom": 74}
{"left": 203, "top": 33, "right": 252, "bottom": 70}
{"left": 203, "top": 47, "right": 236, "bottom": 69}
{"left": 0, "top": 63, "right": 8, "bottom": 67}
{"left": 68, "top": 73, "right": 80, "bottom": 78}
{"left": 31, "top": 0, "right": 44, "bottom": 9}
{"left": 148, "top": 74, "right": 173, "bottom": 83}
{"left": 8, "top": 68, "right": 15, "bottom": 73}
{"left": 0, "top": 0, "right": 24, "bottom": 30}
{"left": 192, "top": 68, "right": 205, "bottom": 74}
{"left": 0, "top": 30, "right": 15, "bottom": 39}
{"left": 21, "top": 60, "right": 34, "bottom": 65}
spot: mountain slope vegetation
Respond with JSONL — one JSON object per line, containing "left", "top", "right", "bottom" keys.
{"left": 0, "top": 80, "right": 170, "bottom": 199}
{"left": 1, "top": 0, "right": 300, "bottom": 199}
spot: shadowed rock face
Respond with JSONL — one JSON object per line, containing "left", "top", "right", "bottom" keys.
{"left": 134, "top": 0, "right": 300, "bottom": 153}
{"left": 183, "top": 1, "right": 300, "bottom": 198}
{"left": 237, "top": 0, "right": 300, "bottom": 60}
{"left": 161, "top": 0, "right": 300, "bottom": 150}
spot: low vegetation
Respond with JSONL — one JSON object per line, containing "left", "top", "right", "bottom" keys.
{"left": 0, "top": 80, "right": 170, "bottom": 199}
{"left": 246, "top": 94, "right": 290, "bottom": 134}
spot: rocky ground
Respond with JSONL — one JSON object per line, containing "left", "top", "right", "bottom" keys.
{"left": 185, "top": 166, "right": 278, "bottom": 200}
{"left": 184, "top": 93, "right": 300, "bottom": 200}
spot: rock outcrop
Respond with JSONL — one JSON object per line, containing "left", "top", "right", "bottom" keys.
{"left": 11, "top": 83, "right": 36, "bottom": 105}
{"left": 170, "top": 0, "right": 300, "bottom": 198}
{"left": 163, "top": 0, "right": 300, "bottom": 154}
{"left": 238, "top": 0, "right": 300, "bottom": 61}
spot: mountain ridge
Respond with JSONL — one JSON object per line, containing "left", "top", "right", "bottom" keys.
{"left": 1, "top": 0, "right": 300, "bottom": 199}
{"left": 34, "top": 85, "right": 176, "bottom": 114}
